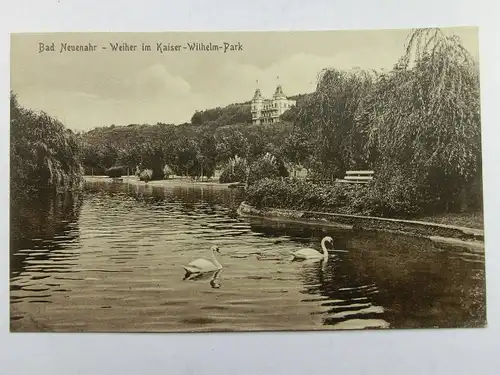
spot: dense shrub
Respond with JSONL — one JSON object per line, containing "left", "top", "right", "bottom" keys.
{"left": 245, "top": 178, "right": 432, "bottom": 218}
{"left": 247, "top": 153, "right": 289, "bottom": 186}
{"left": 219, "top": 155, "right": 248, "bottom": 183}
{"left": 163, "top": 164, "right": 174, "bottom": 179}
{"left": 105, "top": 166, "right": 125, "bottom": 178}
{"left": 139, "top": 169, "right": 153, "bottom": 182}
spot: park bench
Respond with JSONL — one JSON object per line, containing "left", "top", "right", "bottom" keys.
{"left": 336, "top": 170, "right": 374, "bottom": 185}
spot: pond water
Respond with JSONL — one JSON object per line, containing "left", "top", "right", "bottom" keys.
{"left": 10, "top": 181, "right": 486, "bottom": 332}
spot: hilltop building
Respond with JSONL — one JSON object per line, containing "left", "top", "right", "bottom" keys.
{"left": 251, "top": 85, "right": 296, "bottom": 125}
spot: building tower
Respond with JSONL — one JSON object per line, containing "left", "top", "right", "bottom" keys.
{"left": 251, "top": 87, "right": 263, "bottom": 125}
{"left": 273, "top": 84, "right": 287, "bottom": 122}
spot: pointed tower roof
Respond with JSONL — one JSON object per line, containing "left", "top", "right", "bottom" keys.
{"left": 253, "top": 88, "right": 263, "bottom": 100}
{"left": 273, "top": 84, "right": 286, "bottom": 99}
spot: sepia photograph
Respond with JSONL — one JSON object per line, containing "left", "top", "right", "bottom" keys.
{"left": 9, "top": 27, "right": 485, "bottom": 333}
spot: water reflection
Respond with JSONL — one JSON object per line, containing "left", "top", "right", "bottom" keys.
{"left": 10, "top": 191, "right": 83, "bottom": 278}
{"left": 250, "top": 220, "right": 486, "bottom": 329}
{"left": 184, "top": 269, "right": 223, "bottom": 289}
{"left": 10, "top": 181, "right": 486, "bottom": 332}
{"left": 313, "top": 231, "right": 481, "bottom": 328}
{"left": 296, "top": 257, "right": 387, "bottom": 329}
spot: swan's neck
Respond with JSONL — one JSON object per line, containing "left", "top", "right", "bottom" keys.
{"left": 211, "top": 250, "right": 222, "bottom": 269}
{"left": 321, "top": 238, "right": 329, "bottom": 258}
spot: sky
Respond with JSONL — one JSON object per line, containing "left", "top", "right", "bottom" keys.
{"left": 10, "top": 27, "right": 479, "bottom": 132}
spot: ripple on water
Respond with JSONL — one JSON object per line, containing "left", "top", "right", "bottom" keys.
{"left": 9, "top": 182, "right": 486, "bottom": 332}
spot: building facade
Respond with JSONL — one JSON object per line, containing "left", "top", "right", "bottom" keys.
{"left": 251, "top": 85, "right": 296, "bottom": 125}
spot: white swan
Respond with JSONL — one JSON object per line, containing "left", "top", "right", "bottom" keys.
{"left": 292, "top": 236, "right": 333, "bottom": 260}
{"left": 182, "top": 246, "right": 222, "bottom": 275}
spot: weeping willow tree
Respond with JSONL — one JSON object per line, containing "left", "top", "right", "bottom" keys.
{"left": 10, "top": 92, "right": 84, "bottom": 198}
{"left": 292, "top": 68, "right": 376, "bottom": 179}
{"left": 360, "top": 28, "right": 482, "bottom": 213}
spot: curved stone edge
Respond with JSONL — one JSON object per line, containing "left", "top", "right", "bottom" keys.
{"left": 237, "top": 201, "right": 484, "bottom": 244}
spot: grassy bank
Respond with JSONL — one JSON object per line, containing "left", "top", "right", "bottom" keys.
{"left": 245, "top": 178, "right": 484, "bottom": 230}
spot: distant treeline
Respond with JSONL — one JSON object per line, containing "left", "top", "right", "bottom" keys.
{"left": 190, "top": 102, "right": 252, "bottom": 127}
{"left": 80, "top": 117, "right": 294, "bottom": 180}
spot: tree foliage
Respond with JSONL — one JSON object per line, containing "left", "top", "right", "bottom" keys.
{"left": 360, "top": 28, "right": 482, "bottom": 211}
{"left": 10, "top": 92, "right": 83, "bottom": 197}
{"left": 80, "top": 119, "right": 292, "bottom": 180}
{"left": 279, "top": 28, "right": 482, "bottom": 214}
{"left": 290, "top": 68, "right": 376, "bottom": 178}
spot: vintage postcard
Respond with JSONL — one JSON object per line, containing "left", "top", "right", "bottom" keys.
{"left": 10, "top": 27, "right": 485, "bottom": 333}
